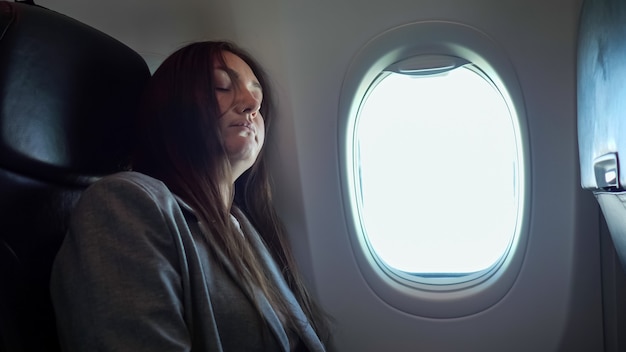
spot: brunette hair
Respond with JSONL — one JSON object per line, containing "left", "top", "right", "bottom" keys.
{"left": 131, "top": 41, "right": 328, "bottom": 341}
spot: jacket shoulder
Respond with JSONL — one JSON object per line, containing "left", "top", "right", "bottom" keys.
{"left": 87, "top": 171, "right": 172, "bottom": 199}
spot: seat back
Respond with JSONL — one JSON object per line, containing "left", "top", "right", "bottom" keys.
{"left": 578, "top": 0, "right": 626, "bottom": 270}
{"left": 0, "top": 2, "right": 150, "bottom": 351}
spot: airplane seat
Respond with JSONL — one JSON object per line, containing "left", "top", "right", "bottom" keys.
{"left": 0, "top": 2, "right": 151, "bottom": 351}
{"left": 578, "top": 0, "right": 626, "bottom": 271}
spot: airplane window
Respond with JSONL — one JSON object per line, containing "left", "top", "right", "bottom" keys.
{"left": 353, "top": 56, "right": 522, "bottom": 284}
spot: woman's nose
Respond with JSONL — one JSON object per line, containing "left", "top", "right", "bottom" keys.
{"left": 236, "top": 89, "right": 261, "bottom": 116}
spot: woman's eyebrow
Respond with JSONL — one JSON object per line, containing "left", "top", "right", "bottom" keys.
{"left": 216, "top": 66, "right": 237, "bottom": 77}
{"left": 215, "top": 66, "right": 262, "bottom": 91}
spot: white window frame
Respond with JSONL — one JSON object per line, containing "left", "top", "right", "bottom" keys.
{"left": 338, "top": 21, "right": 530, "bottom": 318}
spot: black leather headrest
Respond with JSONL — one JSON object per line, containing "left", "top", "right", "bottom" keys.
{"left": 0, "top": 2, "right": 150, "bottom": 185}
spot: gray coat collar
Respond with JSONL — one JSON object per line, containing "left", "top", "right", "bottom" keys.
{"left": 174, "top": 197, "right": 325, "bottom": 352}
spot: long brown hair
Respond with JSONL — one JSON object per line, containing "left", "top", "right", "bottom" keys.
{"left": 131, "top": 41, "right": 328, "bottom": 341}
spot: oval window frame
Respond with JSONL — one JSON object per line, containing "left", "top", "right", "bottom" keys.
{"left": 338, "top": 21, "right": 530, "bottom": 318}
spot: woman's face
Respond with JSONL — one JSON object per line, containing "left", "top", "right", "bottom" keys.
{"left": 214, "top": 51, "right": 265, "bottom": 180}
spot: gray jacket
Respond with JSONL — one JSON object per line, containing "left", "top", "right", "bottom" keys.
{"left": 50, "top": 171, "right": 326, "bottom": 352}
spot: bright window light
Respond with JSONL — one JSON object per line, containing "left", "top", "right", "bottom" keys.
{"left": 355, "top": 62, "right": 521, "bottom": 277}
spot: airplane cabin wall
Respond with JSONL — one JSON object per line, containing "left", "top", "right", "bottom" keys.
{"left": 32, "top": 0, "right": 607, "bottom": 351}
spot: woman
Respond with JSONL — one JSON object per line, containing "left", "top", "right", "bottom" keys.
{"left": 50, "top": 41, "right": 328, "bottom": 352}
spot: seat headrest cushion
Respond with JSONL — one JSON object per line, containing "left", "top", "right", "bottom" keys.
{"left": 0, "top": 2, "right": 150, "bottom": 183}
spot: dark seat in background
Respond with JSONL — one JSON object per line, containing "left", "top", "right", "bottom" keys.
{"left": 0, "top": 2, "right": 150, "bottom": 351}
